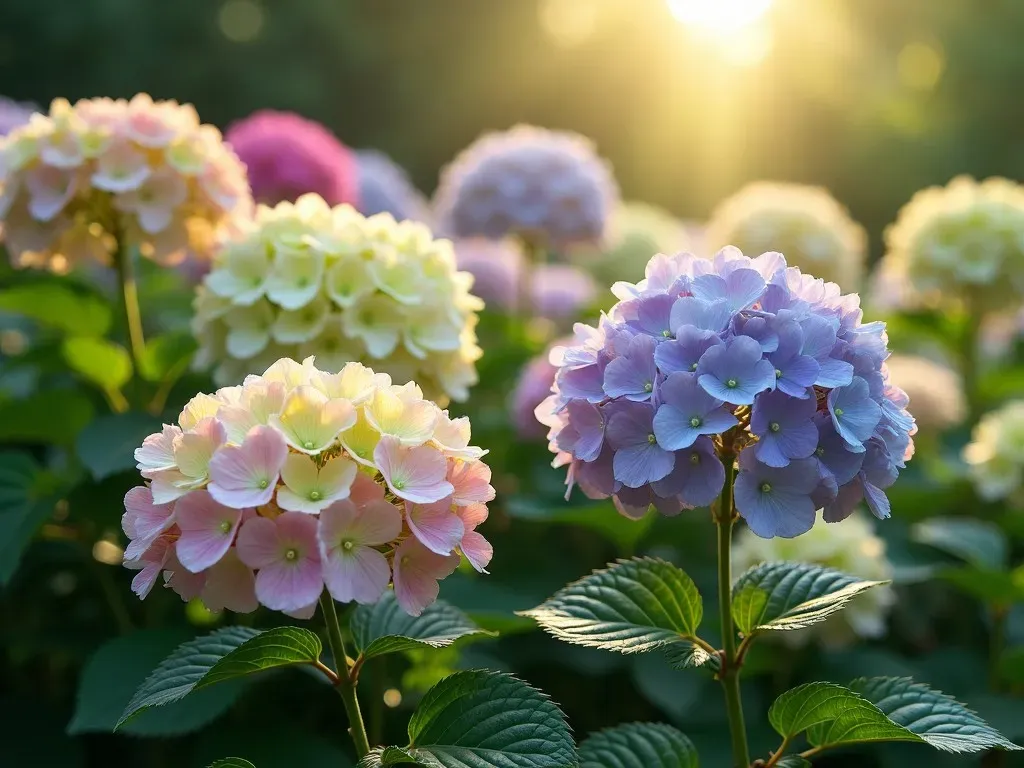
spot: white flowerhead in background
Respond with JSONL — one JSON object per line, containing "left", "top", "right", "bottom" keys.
{"left": 964, "top": 400, "right": 1024, "bottom": 504}
{"left": 883, "top": 354, "right": 965, "bottom": 435}
{"left": 194, "top": 194, "right": 483, "bottom": 403}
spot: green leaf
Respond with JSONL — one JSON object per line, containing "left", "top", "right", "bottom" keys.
{"left": 578, "top": 722, "right": 697, "bottom": 768}
{"left": 402, "top": 670, "right": 577, "bottom": 768}
{"left": 848, "top": 677, "right": 1022, "bottom": 753}
{"left": 769, "top": 682, "right": 902, "bottom": 741}
{"left": 0, "top": 390, "right": 94, "bottom": 445}
{"left": 138, "top": 331, "right": 197, "bottom": 383}
{"left": 68, "top": 629, "right": 246, "bottom": 737}
{"left": 998, "top": 646, "right": 1024, "bottom": 686}
{"left": 732, "top": 562, "right": 889, "bottom": 635}
{"left": 941, "top": 566, "right": 1024, "bottom": 606}
{"left": 519, "top": 557, "right": 703, "bottom": 655}
{"left": 663, "top": 643, "right": 720, "bottom": 673}
{"left": 350, "top": 590, "right": 492, "bottom": 661}
{"left": 208, "top": 760, "right": 257, "bottom": 768}
{"left": 358, "top": 746, "right": 423, "bottom": 767}
{"left": 0, "top": 452, "right": 62, "bottom": 585}
{"left": 0, "top": 282, "right": 111, "bottom": 336}
{"left": 911, "top": 517, "right": 1009, "bottom": 569}
{"left": 63, "top": 337, "right": 132, "bottom": 391}
{"left": 75, "top": 411, "right": 162, "bottom": 480}
{"left": 117, "top": 626, "right": 323, "bottom": 729}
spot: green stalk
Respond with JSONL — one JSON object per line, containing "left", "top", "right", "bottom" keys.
{"left": 715, "top": 454, "right": 750, "bottom": 768}
{"left": 114, "top": 241, "right": 146, "bottom": 373}
{"left": 320, "top": 594, "right": 371, "bottom": 759}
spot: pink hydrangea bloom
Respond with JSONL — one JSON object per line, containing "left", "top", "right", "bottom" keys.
{"left": 121, "top": 356, "right": 494, "bottom": 617}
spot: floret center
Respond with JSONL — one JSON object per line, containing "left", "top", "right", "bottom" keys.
{"left": 769, "top": 422, "right": 781, "bottom": 433}
{"left": 775, "top": 368, "right": 783, "bottom": 379}
{"left": 309, "top": 490, "right": 321, "bottom": 501}
{"left": 815, "top": 447, "right": 825, "bottom": 457}
{"left": 219, "top": 520, "right": 231, "bottom": 534}
{"left": 689, "top": 452, "right": 700, "bottom": 465}
{"left": 834, "top": 407, "right": 844, "bottom": 417}
{"left": 643, "top": 381, "right": 653, "bottom": 393}
{"left": 760, "top": 482, "right": 772, "bottom": 493}
{"left": 303, "top": 440, "right": 315, "bottom": 450}
{"left": 258, "top": 478, "right": 269, "bottom": 489}
{"left": 647, "top": 433, "right": 657, "bottom": 444}
{"left": 689, "top": 417, "right": 701, "bottom": 428}
{"left": 342, "top": 539, "right": 354, "bottom": 551}
{"left": 726, "top": 378, "right": 738, "bottom": 388}
{"left": 284, "top": 548, "right": 298, "bottom": 561}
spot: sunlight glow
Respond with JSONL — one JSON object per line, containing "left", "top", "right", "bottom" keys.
{"left": 666, "top": 0, "right": 774, "bottom": 33}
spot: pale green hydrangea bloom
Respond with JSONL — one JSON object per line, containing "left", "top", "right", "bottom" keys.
{"left": 964, "top": 400, "right": 1024, "bottom": 503}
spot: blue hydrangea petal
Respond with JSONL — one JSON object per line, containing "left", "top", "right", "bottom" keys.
{"left": 651, "top": 436, "right": 724, "bottom": 506}
{"left": 612, "top": 442, "right": 675, "bottom": 488}
{"left": 669, "top": 296, "right": 733, "bottom": 333}
{"left": 828, "top": 376, "right": 882, "bottom": 450}
{"left": 654, "top": 328, "right": 722, "bottom": 374}
{"left": 691, "top": 267, "right": 766, "bottom": 312}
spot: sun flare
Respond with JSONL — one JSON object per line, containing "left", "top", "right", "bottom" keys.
{"left": 666, "top": 0, "right": 774, "bottom": 33}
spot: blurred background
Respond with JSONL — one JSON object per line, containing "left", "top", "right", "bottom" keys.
{"left": 3, "top": 1, "right": 1024, "bottom": 767}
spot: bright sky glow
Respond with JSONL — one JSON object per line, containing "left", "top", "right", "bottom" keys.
{"left": 666, "top": 0, "right": 774, "bottom": 33}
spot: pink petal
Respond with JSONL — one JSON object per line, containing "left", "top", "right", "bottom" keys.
{"left": 174, "top": 490, "right": 244, "bottom": 573}
{"left": 164, "top": 550, "right": 206, "bottom": 601}
{"left": 322, "top": 546, "right": 391, "bottom": 604}
{"left": 284, "top": 601, "right": 318, "bottom": 620}
{"left": 349, "top": 473, "right": 385, "bottom": 508}
{"left": 208, "top": 425, "right": 288, "bottom": 508}
{"left": 459, "top": 530, "right": 493, "bottom": 574}
{"left": 201, "top": 550, "right": 258, "bottom": 613}
{"left": 392, "top": 538, "right": 459, "bottom": 617}
{"left": 236, "top": 516, "right": 282, "bottom": 569}
{"left": 406, "top": 497, "right": 465, "bottom": 555}
{"left": 456, "top": 502, "right": 489, "bottom": 531}
{"left": 374, "top": 436, "right": 453, "bottom": 504}
{"left": 135, "top": 424, "right": 180, "bottom": 475}
{"left": 126, "top": 536, "right": 171, "bottom": 599}
{"left": 447, "top": 459, "right": 495, "bottom": 505}
{"left": 318, "top": 499, "right": 402, "bottom": 548}
{"left": 255, "top": 558, "right": 324, "bottom": 612}
{"left": 122, "top": 486, "right": 176, "bottom": 560}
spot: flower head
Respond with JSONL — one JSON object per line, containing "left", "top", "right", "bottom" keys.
{"left": 434, "top": 124, "right": 618, "bottom": 252}
{"left": 194, "top": 195, "right": 483, "bottom": 402}
{"left": 706, "top": 182, "right": 867, "bottom": 291}
{"left": 122, "top": 356, "right": 494, "bottom": 616}
{"left": 226, "top": 110, "right": 360, "bottom": 208}
{"left": 0, "top": 95, "right": 251, "bottom": 272}
{"left": 964, "top": 400, "right": 1024, "bottom": 504}
{"left": 539, "top": 247, "right": 915, "bottom": 538}
{"left": 355, "top": 149, "right": 431, "bottom": 224}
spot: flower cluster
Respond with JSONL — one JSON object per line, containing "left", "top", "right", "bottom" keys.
{"left": 880, "top": 176, "right": 1024, "bottom": 312}
{"left": 964, "top": 400, "right": 1024, "bottom": 504}
{"left": 0, "top": 94, "right": 251, "bottom": 272}
{"left": 226, "top": 110, "right": 360, "bottom": 208}
{"left": 356, "top": 149, "right": 431, "bottom": 224}
{"left": 536, "top": 248, "right": 916, "bottom": 538}
{"left": 193, "top": 194, "right": 483, "bottom": 402}
{"left": 883, "top": 354, "right": 965, "bottom": 434}
{"left": 705, "top": 182, "right": 867, "bottom": 291}
{"left": 122, "top": 357, "right": 494, "bottom": 617}
{"left": 433, "top": 125, "right": 618, "bottom": 251}
{"left": 732, "top": 513, "right": 895, "bottom": 646}
{"left": 0, "top": 96, "right": 35, "bottom": 137}
{"left": 511, "top": 336, "right": 575, "bottom": 440}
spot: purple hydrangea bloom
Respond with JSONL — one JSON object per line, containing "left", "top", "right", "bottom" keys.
{"left": 536, "top": 246, "right": 916, "bottom": 537}
{"left": 433, "top": 125, "right": 619, "bottom": 252}
{"left": 355, "top": 149, "right": 431, "bottom": 224}
{"left": 0, "top": 96, "right": 35, "bottom": 136}
{"left": 225, "top": 110, "right": 360, "bottom": 207}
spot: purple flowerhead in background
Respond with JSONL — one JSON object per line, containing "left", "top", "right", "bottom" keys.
{"left": 433, "top": 124, "right": 619, "bottom": 252}
{"left": 226, "top": 110, "right": 360, "bottom": 207}
{"left": 354, "top": 149, "right": 431, "bottom": 224}
{"left": 536, "top": 246, "right": 916, "bottom": 538}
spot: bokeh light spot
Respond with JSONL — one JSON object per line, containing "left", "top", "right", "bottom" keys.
{"left": 898, "top": 42, "right": 944, "bottom": 91}
{"left": 383, "top": 688, "right": 403, "bottom": 708}
{"left": 92, "top": 539, "right": 124, "bottom": 566}
{"left": 219, "top": 0, "right": 264, "bottom": 43}
{"left": 539, "top": 0, "right": 599, "bottom": 48}
{"left": 667, "top": 0, "right": 773, "bottom": 33}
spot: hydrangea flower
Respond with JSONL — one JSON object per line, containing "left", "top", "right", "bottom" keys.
{"left": 0, "top": 96, "right": 35, "bottom": 137}
{"left": 193, "top": 194, "right": 483, "bottom": 402}
{"left": 879, "top": 176, "right": 1024, "bottom": 312}
{"left": 434, "top": 125, "right": 618, "bottom": 252}
{"left": 355, "top": 149, "right": 431, "bottom": 224}
{"left": 705, "top": 182, "right": 867, "bottom": 291}
{"left": 225, "top": 110, "right": 360, "bottom": 208}
{"left": 882, "top": 354, "right": 965, "bottom": 434}
{"left": 732, "top": 512, "right": 895, "bottom": 647}
{"left": 121, "top": 356, "right": 494, "bottom": 617}
{"left": 537, "top": 247, "right": 916, "bottom": 538}
{"left": 0, "top": 94, "right": 251, "bottom": 273}
{"left": 510, "top": 338, "right": 573, "bottom": 440}
{"left": 964, "top": 400, "right": 1024, "bottom": 504}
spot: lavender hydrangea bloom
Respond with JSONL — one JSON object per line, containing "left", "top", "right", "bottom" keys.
{"left": 433, "top": 125, "right": 619, "bottom": 251}
{"left": 536, "top": 246, "right": 916, "bottom": 537}
{"left": 355, "top": 149, "right": 431, "bottom": 224}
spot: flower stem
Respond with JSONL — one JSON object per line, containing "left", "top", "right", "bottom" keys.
{"left": 320, "top": 594, "right": 371, "bottom": 759}
{"left": 959, "top": 309, "right": 983, "bottom": 425}
{"left": 715, "top": 453, "right": 750, "bottom": 768}
{"left": 114, "top": 242, "right": 146, "bottom": 374}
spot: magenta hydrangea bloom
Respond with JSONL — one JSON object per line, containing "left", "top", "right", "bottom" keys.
{"left": 121, "top": 356, "right": 494, "bottom": 617}
{"left": 226, "top": 110, "right": 360, "bottom": 207}
{"left": 435, "top": 125, "right": 619, "bottom": 252}
{"left": 537, "top": 247, "right": 916, "bottom": 539}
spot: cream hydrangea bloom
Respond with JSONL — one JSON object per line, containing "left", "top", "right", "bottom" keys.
{"left": 732, "top": 513, "right": 896, "bottom": 647}
{"left": 705, "top": 181, "right": 867, "bottom": 290}
{"left": 883, "top": 354, "right": 965, "bottom": 434}
{"left": 0, "top": 94, "right": 251, "bottom": 272}
{"left": 194, "top": 195, "right": 483, "bottom": 402}
{"left": 879, "top": 176, "right": 1024, "bottom": 312}
{"left": 964, "top": 400, "right": 1024, "bottom": 504}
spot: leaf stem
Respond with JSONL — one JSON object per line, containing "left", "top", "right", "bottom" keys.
{"left": 320, "top": 594, "right": 372, "bottom": 758}
{"left": 763, "top": 735, "right": 792, "bottom": 768}
{"left": 715, "top": 452, "right": 750, "bottom": 768}
{"left": 799, "top": 745, "right": 824, "bottom": 759}
{"left": 113, "top": 241, "right": 146, "bottom": 374}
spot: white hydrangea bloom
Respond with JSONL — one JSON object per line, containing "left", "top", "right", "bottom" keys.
{"left": 732, "top": 513, "right": 896, "bottom": 647}
{"left": 194, "top": 194, "right": 483, "bottom": 402}
{"left": 880, "top": 176, "right": 1024, "bottom": 312}
{"left": 964, "top": 400, "right": 1024, "bottom": 503}
{"left": 706, "top": 181, "right": 867, "bottom": 291}
{"left": 883, "top": 354, "right": 965, "bottom": 435}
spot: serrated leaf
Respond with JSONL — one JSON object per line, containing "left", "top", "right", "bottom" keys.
{"left": 402, "top": 670, "right": 577, "bottom": 768}
{"left": 0, "top": 282, "right": 111, "bottom": 336}
{"left": 578, "top": 722, "right": 697, "bottom": 768}
{"left": 63, "top": 337, "right": 132, "bottom": 391}
{"left": 75, "top": 412, "right": 162, "bottom": 481}
{"left": 770, "top": 682, "right": 899, "bottom": 741}
{"left": 350, "top": 591, "right": 491, "bottom": 661}
{"left": 117, "top": 626, "right": 323, "bottom": 729}
{"left": 0, "top": 452, "right": 63, "bottom": 585}
{"left": 911, "top": 517, "right": 1009, "bottom": 569}
{"left": 0, "top": 390, "right": 94, "bottom": 445}
{"left": 732, "top": 561, "right": 888, "bottom": 635}
{"left": 208, "top": 759, "right": 256, "bottom": 768}
{"left": 848, "top": 677, "right": 1022, "bottom": 753}
{"left": 68, "top": 630, "right": 245, "bottom": 737}
{"left": 358, "top": 746, "right": 423, "bottom": 767}
{"left": 663, "top": 643, "right": 720, "bottom": 674}
{"left": 519, "top": 558, "right": 703, "bottom": 656}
